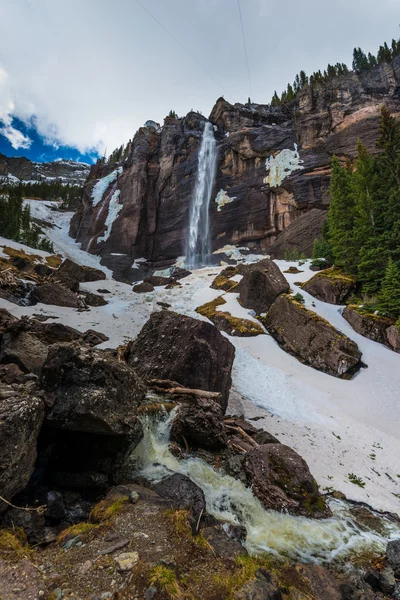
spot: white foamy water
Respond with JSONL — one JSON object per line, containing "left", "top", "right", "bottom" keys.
{"left": 186, "top": 121, "right": 217, "bottom": 269}
{"left": 133, "top": 413, "right": 400, "bottom": 564}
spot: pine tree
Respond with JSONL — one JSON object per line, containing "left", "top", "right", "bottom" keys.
{"left": 378, "top": 258, "right": 400, "bottom": 317}
{"left": 328, "top": 156, "right": 358, "bottom": 272}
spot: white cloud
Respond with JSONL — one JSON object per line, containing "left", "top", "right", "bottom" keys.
{"left": 0, "top": 0, "right": 399, "bottom": 155}
{"left": 0, "top": 119, "right": 32, "bottom": 150}
{"left": 0, "top": 67, "right": 32, "bottom": 149}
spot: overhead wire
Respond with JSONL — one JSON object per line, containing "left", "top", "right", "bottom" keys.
{"left": 237, "top": 0, "right": 253, "bottom": 100}
{"left": 135, "top": 0, "right": 226, "bottom": 95}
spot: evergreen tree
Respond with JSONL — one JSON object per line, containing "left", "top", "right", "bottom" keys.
{"left": 378, "top": 258, "right": 400, "bottom": 317}
{"left": 328, "top": 156, "right": 358, "bottom": 272}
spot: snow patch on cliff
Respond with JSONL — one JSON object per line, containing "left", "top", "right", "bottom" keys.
{"left": 264, "top": 144, "right": 304, "bottom": 187}
{"left": 92, "top": 168, "right": 122, "bottom": 207}
{"left": 97, "top": 190, "right": 122, "bottom": 243}
{"left": 215, "top": 189, "right": 236, "bottom": 212}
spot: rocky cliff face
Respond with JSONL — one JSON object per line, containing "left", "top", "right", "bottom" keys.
{"left": 70, "top": 57, "right": 400, "bottom": 277}
{"left": 0, "top": 153, "right": 90, "bottom": 185}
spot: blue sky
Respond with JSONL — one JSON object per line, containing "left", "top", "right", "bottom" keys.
{"left": 0, "top": 116, "right": 99, "bottom": 163}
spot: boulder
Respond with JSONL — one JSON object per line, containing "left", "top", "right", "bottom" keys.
{"left": 144, "top": 275, "right": 174, "bottom": 287}
{"left": 82, "top": 329, "right": 110, "bottom": 347}
{"left": 0, "top": 330, "right": 49, "bottom": 375}
{"left": 342, "top": 306, "right": 392, "bottom": 346}
{"left": 132, "top": 281, "right": 154, "bottom": 293}
{"left": 126, "top": 311, "right": 235, "bottom": 410}
{"left": 153, "top": 473, "right": 206, "bottom": 523}
{"left": 263, "top": 295, "right": 362, "bottom": 377}
{"left": 0, "top": 386, "right": 44, "bottom": 513}
{"left": 82, "top": 291, "right": 108, "bottom": 307}
{"left": 28, "top": 321, "right": 83, "bottom": 346}
{"left": 202, "top": 524, "right": 246, "bottom": 558}
{"left": 55, "top": 258, "right": 106, "bottom": 284}
{"left": 302, "top": 269, "right": 355, "bottom": 304}
{"left": 237, "top": 259, "right": 289, "bottom": 314}
{"left": 41, "top": 343, "right": 145, "bottom": 435}
{"left": 31, "top": 282, "right": 80, "bottom": 308}
{"left": 243, "top": 443, "right": 331, "bottom": 518}
{"left": 171, "top": 396, "right": 227, "bottom": 450}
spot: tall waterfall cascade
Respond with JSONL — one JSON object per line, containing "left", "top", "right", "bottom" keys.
{"left": 186, "top": 121, "right": 217, "bottom": 268}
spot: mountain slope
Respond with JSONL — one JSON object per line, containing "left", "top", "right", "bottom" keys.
{"left": 0, "top": 152, "right": 90, "bottom": 185}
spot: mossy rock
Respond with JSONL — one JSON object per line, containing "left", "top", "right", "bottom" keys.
{"left": 56, "top": 522, "right": 99, "bottom": 546}
{"left": 210, "top": 267, "right": 239, "bottom": 292}
{"left": 196, "top": 297, "right": 264, "bottom": 337}
{"left": 90, "top": 496, "right": 130, "bottom": 523}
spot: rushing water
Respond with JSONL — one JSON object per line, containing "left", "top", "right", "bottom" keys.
{"left": 186, "top": 121, "right": 217, "bottom": 269}
{"left": 132, "top": 411, "right": 399, "bottom": 564}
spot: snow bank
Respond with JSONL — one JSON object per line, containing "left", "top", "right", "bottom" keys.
{"left": 92, "top": 168, "right": 122, "bottom": 207}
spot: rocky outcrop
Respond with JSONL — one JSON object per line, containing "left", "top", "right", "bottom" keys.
{"left": 243, "top": 443, "right": 331, "bottom": 518}
{"left": 153, "top": 473, "right": 206, "bottom": 523}
{"left": 125, "top": 311, "right": 235, "bottom": 410}
{"left": 343, "top": 306, "right": 400, "bottom": 352}
{"left": 0, "top": 330, "right": 49, "bottom": 375}
{"left": 237, "top": 259, "right": 290, "bottom": 314}
{"left": 70, "top": 59, "right": 400, "bottom": 279}
{"left": 268, "top": 208, "right": 327, "bottom": 259}
{"left": 54, "top": 258, "right": 106, "bottom": 285}
{"left": 263, "top": 295, "right": 362, "bottom": 377}
{"left": 302, "top": 269, "right": 356, "bottom": 304}
{"left": 0, "top": 385, "right": 44, "bottom": 514}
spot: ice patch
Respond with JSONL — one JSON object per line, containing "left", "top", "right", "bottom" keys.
{"left": 264, "top": 144, "right": 304, "bottom": 187}
{"left": 97, "top": 190, "right": 122, "bottom": 243}
{"left": 215, "top": 189, "right": 236, "bottom": 212}
{"left": 92, "top": 168, "right": 122, "bottom": 207}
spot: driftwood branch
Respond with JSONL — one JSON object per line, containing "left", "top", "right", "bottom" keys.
{"left": 0, "top": 495, "right": 46, "bottom": 515}
{"left": 224, "top": 424, "right": 259, "bottom": 447}
{"left": 227, "top": 441, "right": 247, "bottom": 454}
{"left": 147, "top": 379, "right": 222, "bottom": 400}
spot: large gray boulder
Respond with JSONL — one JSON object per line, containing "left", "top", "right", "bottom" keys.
{"left": 237, "top": 259, "right": 289, "bottom": 314}
{"left": 263, "top": 295, "right": 362, "bottom": 377}
{"left": 126, "top": 311, "right": 235, "bottom": 411}
{"left": 0, "top": 385, "right": 44, "bottom": 514}
{"left": 31, "top": 282, "right": 80, "bottom": 308}
{"left": 0, "top": 330, "right": 49, "bottom": 375}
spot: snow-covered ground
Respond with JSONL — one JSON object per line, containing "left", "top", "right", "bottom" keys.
{"left": 1, "top": 200, "right": 400, "bottom": 515}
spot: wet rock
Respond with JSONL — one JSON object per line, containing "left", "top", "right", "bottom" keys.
{"left": 263, "top": 295, "right": 362, "bottom": 377}
{"left": 0, "top": 387, "right": 44, "bottom": 514}
{"left": 82, "top": 291, "right": 108, "bottom": 306}
{"left": 171, "top": 396, "right": 227, "bottom": 450}
{"left": 202, "top": 524, "right": 246, "bottom": 557}
{"left": 1, "top": 507, "right": 46, "bottom": 544}
{"left": 379, "top": 567, "right": 395, "bottom": 595}
{"left": 243, "top": 443, "right": 331, "bottom": 518}
{"left": 235, "top": 569, "right": 283, "bottom": 600}
{"left": 387, "top": 538, "right": 400, "bottom": 576}
{"left": 31, "top": 282, "right": 80, "bottom": 308}
{"left": 132, "top": 281, "right": 154, "bottom": 293}
{"left": 0, "top": 363, "right": 27, "bottom": 384}
{"left": 45, "top": 490, "right": 65, "bottom": 521}
{"left": 126, "top": 311, "right": 235, "bottom": 410}
{"left": 302, "top": 269, "right": 355, "bottom": 304}
{"left": 153, "top": 473, "right": 206, "bottom": 523}
{"left": 237, "top": 259, "right": 289, "bottom": 314}
{"left": 0, "top": 330, "right": 48, "bottom": 375}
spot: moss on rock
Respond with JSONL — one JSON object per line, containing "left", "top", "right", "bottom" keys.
{"left": 196, "top": 297, "right": 264, "bottom": 337}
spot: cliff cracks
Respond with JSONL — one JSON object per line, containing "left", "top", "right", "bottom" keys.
{"left": 70, "top": 57, "right": 400, "bottom": 277}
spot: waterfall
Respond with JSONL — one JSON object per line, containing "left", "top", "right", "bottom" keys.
{"left": 186, "top": 121, "right": 217, "bottom": 269}
{"left": 131, "top": 412, "right": 400, "bottom": 563}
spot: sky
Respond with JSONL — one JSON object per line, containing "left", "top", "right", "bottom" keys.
{"left": 0, "top": 0, "right": 399, "bottom": 162}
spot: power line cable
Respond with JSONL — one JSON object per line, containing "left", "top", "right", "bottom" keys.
{"left": 237, "top": 0, "right": 253, "bottom": 99}
{"left": 135, "top": 0, "right": 226, "bottom": 95}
